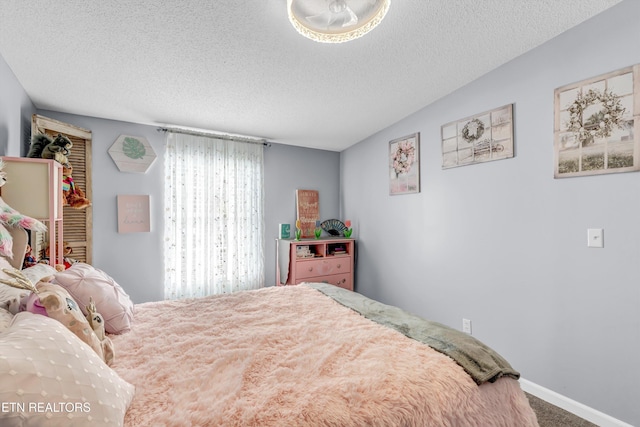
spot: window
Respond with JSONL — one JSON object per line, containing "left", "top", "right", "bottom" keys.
{"left": 164, "top": 132, "right": 264, "bottom": 299}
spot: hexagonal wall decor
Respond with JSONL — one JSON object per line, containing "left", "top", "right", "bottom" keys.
{"left": 108, "top": 134, "right": 157, "bottom": 173}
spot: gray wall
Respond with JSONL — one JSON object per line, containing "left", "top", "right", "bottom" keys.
{"left": 17, "top": 110, "right": 340, "bottom": 303}
{"left": 264, "top": 143, "right": 340, "bottom": 285}
{"left": 0, "top": 54, "right": 35, "bottom": 156}
{"left": 21, "top": 111, "right": 167, "bottom": 304}
{"left": 340, "top": 1, "right": 640, "bottom": 425}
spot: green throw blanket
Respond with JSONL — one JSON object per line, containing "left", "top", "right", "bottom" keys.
{"left": 306, "top": 283, "right": 520, "bottom": 385}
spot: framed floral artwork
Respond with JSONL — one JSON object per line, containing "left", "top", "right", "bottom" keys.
{"left": 554, "top": 64, "right": 639, "bottom": 178}
{"left": 441, "top": 104, "right": 514, "bottom": 169}
{"left": 389, "top": 133, "right": 420, "bottom": 195}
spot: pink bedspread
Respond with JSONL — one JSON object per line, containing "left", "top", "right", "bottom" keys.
{"left": 111, "top": 285, "right": 538, "bottom": 426}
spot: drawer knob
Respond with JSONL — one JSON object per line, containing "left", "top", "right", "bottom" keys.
{"left": 337, "top": 264, "right": 341, "bottom": 269}
{"left": 308, "top": 267, "right": 314, "bottom": 272}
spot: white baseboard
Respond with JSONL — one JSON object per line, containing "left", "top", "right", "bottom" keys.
{"left": 520, "top": 378, "right": 633, "bottom": 427}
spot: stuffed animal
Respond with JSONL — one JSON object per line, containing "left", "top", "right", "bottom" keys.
{"left": 0, "top": 160, "right": 48, "bottom": 257}
{"left": 27, "top": 133, "right": 72, "bottom": 167}
{"left": 0, "top": 269, "right": 114, "bottom": 365}
{"left": 0, "top": 269, "right": 52, "bottom": 315}
{"left": 0, "top": 268, "right": 47, "bottom": 314}
{"left": 22, "top": 244, "right": 37, "bottom": 269}
{"left": 62, "top": 164, "right": 91, "bottom": 209}
{"left": 26, "top": 133, "right": 50, "bottom": 158}
{"left": 86, "top": 297, "right": 115, "bottom": 365}
{"left": 39, "top": 241, "right": 76, "bottom": 271}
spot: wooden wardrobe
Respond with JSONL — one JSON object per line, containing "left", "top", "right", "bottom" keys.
{"left": 31, "top": 114, "right": 93, "bottom": 264}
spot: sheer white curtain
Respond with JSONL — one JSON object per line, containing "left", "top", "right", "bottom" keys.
{"left": 164, "top": 132, "right": 265, "bottom": 299}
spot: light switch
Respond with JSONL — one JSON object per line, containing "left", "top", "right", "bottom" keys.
{"left": 587, "top": 228, "right": 604, "bottom": 248}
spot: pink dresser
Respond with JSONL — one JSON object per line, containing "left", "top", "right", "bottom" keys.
{"left": 277, "top": 238, "right": 355, "bottom": 291}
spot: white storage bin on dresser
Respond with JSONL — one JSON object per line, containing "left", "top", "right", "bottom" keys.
{"left": 276, "top": 238, "right": 355, "bottom": 291}
{"left": 0, "top": 157, "right": 64, "bottom": 266}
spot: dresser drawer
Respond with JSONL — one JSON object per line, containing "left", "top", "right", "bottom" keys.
{"left": 295, "top": 257, "right": 351, "bottom": 279}
{"left": 295, "top": 273, "right": 353, "bottom": 291}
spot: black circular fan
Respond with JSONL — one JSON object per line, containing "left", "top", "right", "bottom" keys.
{"left": 320, "top": 219, "right": 347, "bottom": 236}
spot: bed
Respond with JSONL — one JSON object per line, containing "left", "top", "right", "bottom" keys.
{"left": 110, "top": 283, "right": 538, "bottom": 426}
{"left": 0, "top": 228, "right": 538, "bottom": 426}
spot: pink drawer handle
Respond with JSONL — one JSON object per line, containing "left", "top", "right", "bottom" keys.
{"left": 337, "top": 264, "right": 341, "bottom": 269}
{"left": 308, "top": 267, "right": 314, "bottom": 272}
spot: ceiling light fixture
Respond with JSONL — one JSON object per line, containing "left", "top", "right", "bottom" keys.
{"left": 287, "top": 0, "right": 390, "bottom": 43}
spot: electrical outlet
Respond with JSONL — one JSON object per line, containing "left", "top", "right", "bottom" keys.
{"left": 462, "top": 318, "right": 472, "bottom": 334}
{"left": 587, "top": 228, "right": 604, "bottom": 248}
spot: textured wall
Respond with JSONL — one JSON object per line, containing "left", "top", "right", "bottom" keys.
{"left": 340, "top": 1, "right": 640, "bottom": 425}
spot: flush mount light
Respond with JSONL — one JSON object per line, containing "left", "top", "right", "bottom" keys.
{"left": 287, "top": 0, "right": 390, "bottom": 43}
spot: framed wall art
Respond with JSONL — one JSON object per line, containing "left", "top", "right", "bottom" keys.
{"left": 108, "top": 134, "right": 157, "bottom": 174}
{"left": 441, "top": 104, "right": 514, "bottom": 169}
{"left": 389, "top": 132, "right": 420, "bottom": 195}
{"left": 554, "top": 64, "right": 639, "bottom": 178}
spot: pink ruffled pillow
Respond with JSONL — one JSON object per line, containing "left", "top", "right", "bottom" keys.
{"left": 53, "top": 263, "right": 134, "bottom": 334}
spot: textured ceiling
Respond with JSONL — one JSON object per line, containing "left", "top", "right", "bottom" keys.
{"left": 0, "top": 0, "right": 622, "bottom": 151}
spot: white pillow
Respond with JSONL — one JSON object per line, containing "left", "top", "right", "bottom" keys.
{"left": 0, "top": 312, "right": 135, "bottom": 426}
{"left": 54, "top": 263, "right": 134, "bottom": 334}
{"left": 0, "top": 257, "right": 29, "bottom": 314}
{"left": 0, "top": 286, "right": 27, "bottom": 315}
{"left": 0, "top": 307, "right": 12, "bottom": 333}
{"left": 21, "top": 263, "right": 58, "bottom": 285}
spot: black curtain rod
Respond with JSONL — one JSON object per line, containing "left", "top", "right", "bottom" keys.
{"left": 157, "top": 127, "right": 272, "bottom": 147}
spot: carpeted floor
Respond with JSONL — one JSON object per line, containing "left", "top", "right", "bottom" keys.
{"left": 526, "top": 393, "right": 598, "bottom": 427}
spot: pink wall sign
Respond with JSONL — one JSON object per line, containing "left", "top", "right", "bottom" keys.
{"left": 117, "top": 195, "right": 151, "bottom": 233}
{"left": 296, "top": 189, "right": 319, "bottom": 238}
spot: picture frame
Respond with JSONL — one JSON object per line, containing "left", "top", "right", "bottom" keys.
{"left": 389, "top": 132, "right": 420, "bottom": 195}
{"left": 279, "top": 223, "right": 291, "bottom": 239}
{"left": 441, "top": 104, "right": 514, "bottom": 169}
{"left": 554, "top": 64, "right": 639, "bottom": 178}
